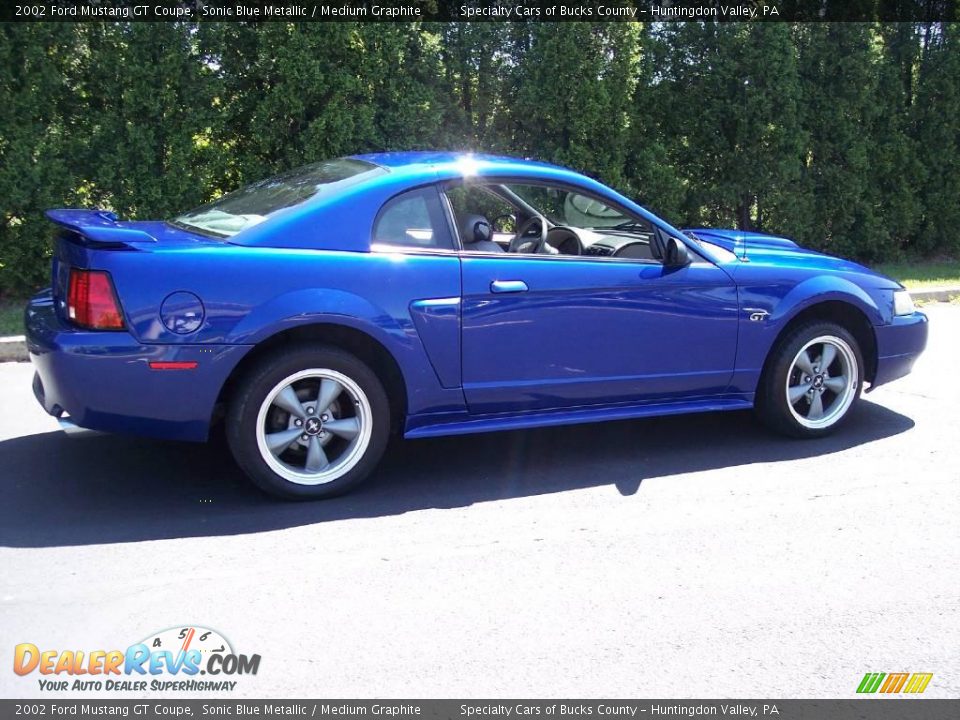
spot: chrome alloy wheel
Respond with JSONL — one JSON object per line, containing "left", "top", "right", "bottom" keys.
{"left": 785, "top": 335, "right": 858, "bottom": 429}
{"left": 255, "top": 369, "right": 372, "bottom": 485}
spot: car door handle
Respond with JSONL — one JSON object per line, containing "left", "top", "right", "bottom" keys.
{"left": 490, "top": 280, "right": 528, "bottom": 294}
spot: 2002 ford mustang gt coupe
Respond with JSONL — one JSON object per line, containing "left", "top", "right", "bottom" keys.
{"left": 26, "top": 152, "right": 928, "bottom": 499}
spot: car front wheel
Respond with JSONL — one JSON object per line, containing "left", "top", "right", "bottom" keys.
{"left": 756, "top": 321, "right": 863, "bottom": 438}
{"left": 227, "top": 346, "right": 390, "bottom": 500}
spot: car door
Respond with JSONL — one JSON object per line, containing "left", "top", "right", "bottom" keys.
{"left": 454, "top": 184, "right": 739, "bottom": 415}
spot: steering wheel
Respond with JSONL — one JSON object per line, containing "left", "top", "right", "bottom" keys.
{"left": 508, "top": 216, "right": 548, "bottom": 254}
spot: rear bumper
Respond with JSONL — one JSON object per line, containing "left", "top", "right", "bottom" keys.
{"left": 871, "top": 311, "right": 928, "bottom": 388}
{"left": 26, "top": 289, "right": 248, "bottom": 442}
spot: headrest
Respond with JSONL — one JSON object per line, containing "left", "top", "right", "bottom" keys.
{"left": 460, "top": 214, "right": 492, "bottom": 245}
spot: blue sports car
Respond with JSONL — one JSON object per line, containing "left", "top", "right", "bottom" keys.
{"left": 26, "top": 152, "right": 928, "bottom": 499}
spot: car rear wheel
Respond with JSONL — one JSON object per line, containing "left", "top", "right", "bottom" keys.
{"left": 226, "top": 345, "right": 390, "bottom": 500}
{"left": 756, "top": 321, "right": 863, "bottom": 438}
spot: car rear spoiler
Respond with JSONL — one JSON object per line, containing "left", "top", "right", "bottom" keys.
{"left": 45, "top": 209, "right": 157, "bottom": 245}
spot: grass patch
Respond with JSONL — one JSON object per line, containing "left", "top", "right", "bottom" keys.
{"left": 873, "top": 260, "right": 960, "bottom": 289}
{"left": 0, "top": 299, "right": 26, "bottom": 336}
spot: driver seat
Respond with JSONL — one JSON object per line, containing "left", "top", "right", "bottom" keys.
{"left": 460, "top": 214, "right": 505, "bottom": 253}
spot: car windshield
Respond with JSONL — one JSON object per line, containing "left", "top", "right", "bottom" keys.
{"left": 173, "top": 158, "right": 385, "bottom": 237}
{"left": 504, "top": 184, "right": 632, "bottom": 229}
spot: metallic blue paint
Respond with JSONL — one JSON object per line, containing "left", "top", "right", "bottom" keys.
{"left": 460, "top": 255, "right": 739, "bottom": 413}
{"left": 27, "top": 152, "right": 927, "bottom": 445}
{"left": 871, "top": 313, "right": 929, "bottom": 387}
{"left": 408, "top": 297, "right": 462, "bottom": 389}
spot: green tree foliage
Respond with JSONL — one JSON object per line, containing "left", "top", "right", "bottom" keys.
{"left": 872, "top": 23, "right": 924, "bottom": 255}
{"left": 0, "top": 25, "right": 83, "bottom": 292}
{"left": 623, "top": 25, "right": 685, "bottom": 220}
{"left": 650, "top": 23, "right": 806, "bottom": 232}
{"left": 71, "top": 23, "right": 217, "bottom": 217}
{"left": 203, "top": 23, "right": 379, "bottom": 180}
{"left": 1, "top": 21, "right": 959, "bottom": 296}
{"left": 436, "top": 23, "right": 513, "bottom": 148}
{"left": 912, "top": 22, "right": 960, "bottom": 255}
{"left": 795, "top": 24, "right": 901, "bottom": 259}
{"left": 508, "top": 23, "right": 640, "bottom": 187}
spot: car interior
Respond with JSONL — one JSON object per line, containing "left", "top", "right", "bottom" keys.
{"left": 445, "top": 181, "right": 664, "bottom": 261}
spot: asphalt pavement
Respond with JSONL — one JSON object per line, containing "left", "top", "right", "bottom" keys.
{"left": 1, "top": 306, "right": 957, "bottom": 699}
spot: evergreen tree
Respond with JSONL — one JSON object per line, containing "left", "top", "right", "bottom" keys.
{"left": 873, "top": 23, "right": 924, "bottom": 257}
{"left": 912, "top": 22, "right": 960, "bottom": 255}
{"left": 3, "top": 20, "right": 960, "bottom": 296}
{"left": 70, "top": 23, "right": 216, "bottom": 218}
{"left": 623, "top": 24, "right": 685, "bottom": 220}
{"left": 509, "top": 23, "right": 640, "bottom": 186}
{"left": 0, "top": 25, "right": 82, "bottom": 293}
{"left": 654, "top": 23, "right": 806, "bottom": 234}
{"left": 360, "top": 24, "right": 447, "bottom": 150}
{"left": 436, "top": 22, "right": 513, "bottom": 149}
{"left": 795, "top": 23, "right": 891, "bottom": 259}
{"left": 206, "top": 23, "right": 378, "bottom": 182}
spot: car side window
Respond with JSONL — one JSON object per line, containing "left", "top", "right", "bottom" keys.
{"left": 446, "top": 184, "right": 516, "bottom": 230}
{"left": 444, "top": 179, "right": 663, "bottom": 261}
{"left": 373, "top": 186, "right": 453, "bottom": 250}
{"left": 501, "top": 183, "right": 657, "bottom": 259}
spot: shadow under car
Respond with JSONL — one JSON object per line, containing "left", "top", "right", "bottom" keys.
{"left": 0, "top": 400, "right": 914, "bottom": 548}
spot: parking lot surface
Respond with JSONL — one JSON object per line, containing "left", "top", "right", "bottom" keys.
{"left": 1, "top": 305, "right": 957, "bottom": 698}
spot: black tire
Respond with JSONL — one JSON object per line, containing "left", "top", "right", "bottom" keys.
{"left": 755, "top": 321, "right": 864, "bottom": 439}
{"left": 226, "top": 345, "right": 391, "bottom": 500}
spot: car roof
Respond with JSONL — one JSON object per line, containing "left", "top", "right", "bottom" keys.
{"left": 228, "top": 151, "right": 689, "bottom": 252}
{"left": 351, "top": 151, "right": 571, "bottom": 175}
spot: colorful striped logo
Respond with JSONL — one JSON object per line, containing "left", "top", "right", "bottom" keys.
{"left": 857, "top": 672, "right": 933, "bottom": 694}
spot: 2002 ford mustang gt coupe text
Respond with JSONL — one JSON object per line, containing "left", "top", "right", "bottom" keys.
{"left": 26, "top": 153, "right": 928, "bottom": 499}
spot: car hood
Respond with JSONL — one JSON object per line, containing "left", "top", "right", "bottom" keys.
{"left": 684, "top": 227, "right": 901, "bottom": 289}
{"left": 684, "top": 227, "right": 801, "bottom": 254}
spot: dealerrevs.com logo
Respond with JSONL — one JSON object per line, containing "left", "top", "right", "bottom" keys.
{"left": 14, "top": 626, "right": 260, "bottom": 693}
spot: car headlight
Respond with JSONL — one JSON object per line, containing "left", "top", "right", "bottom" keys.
{"left": 894, "top": 289, "right": 916, "bottom": 316}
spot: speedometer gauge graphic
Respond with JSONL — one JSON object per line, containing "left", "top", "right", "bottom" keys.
{"left": 139, "top": 626, "right": 233, "bottom": 658}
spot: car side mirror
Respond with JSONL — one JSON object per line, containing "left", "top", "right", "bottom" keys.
{"left": 491, "top": 213, "right": 516, "bottom": 234}
{"left": 665, "top": 237, "right": 691, "bottom": 267}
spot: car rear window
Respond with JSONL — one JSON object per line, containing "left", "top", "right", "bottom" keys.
{"left": 172, "top": 158, "right": 385, "bottom": 238}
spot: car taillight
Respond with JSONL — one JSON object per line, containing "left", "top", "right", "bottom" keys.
{"left": 66, "top": 269, "right": 125, "bottom": 330}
